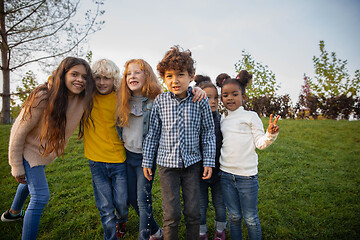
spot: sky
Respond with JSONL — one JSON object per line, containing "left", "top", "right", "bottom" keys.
{"left": 84, "top": 0, "right": 360, "bottom": 102}
{"left": 2, "top": 0, "right": 360, "bottom": 108}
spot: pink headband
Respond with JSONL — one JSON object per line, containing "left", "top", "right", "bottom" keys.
{"left": 222, "top": 78, "right": 226, "bottom": 84}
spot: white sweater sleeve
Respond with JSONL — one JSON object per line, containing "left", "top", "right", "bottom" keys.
{"left": 251, "top": 112, "right": 278, "bottom": 150}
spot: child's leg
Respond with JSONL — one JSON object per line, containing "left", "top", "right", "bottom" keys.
{"left": 126, "top": 153, "right": 139, "bottom": 215}
{"left": 199, "top": 180, "right": 210, "bottom": 235}
{"left": 88, "top": 160, "right": 119, "bottom": 240}
{"left": 126, "top": 150, "right": 159, "bottom": 239}
{"left": 111, "top": 162, "right": 128, "bottom": 224}
{"left": 22, "top": 158, "right": 50, "bottom": 240}
{"left": 10, "top": 183, "right": 29, "bottom": 213}
{"left": 210, "top": 179, "right": 227, "bottom": 233}
{"left": 220, "top": 171, "right": 243, "bottom": 239}
{"left": 158, "top": 166, "right": 182, "bottom": 240}
{"left": 238, "top": 175, "right": 261, "bottom": 240}
{"left": 181, "top": 162, "right": 201, "bottom": 240}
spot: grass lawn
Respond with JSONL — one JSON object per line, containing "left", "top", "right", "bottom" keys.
{"left": 0, "top": 119, "right": 359, "bottom": 239}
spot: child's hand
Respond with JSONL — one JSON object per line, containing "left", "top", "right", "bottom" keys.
{"left": 202, "top": 167, "right": 213, "bottom": 180}
{"left": 15, "top": 175, "right": 26, "bottom": 184}
{"left": 267, "top": 114, "right": 280, "bottom": 134}
{"left": 143, "top": 167, "right": 153, "bottom": 181}
{"left": 192, "top": 87, "right": 207, "bottom": 102}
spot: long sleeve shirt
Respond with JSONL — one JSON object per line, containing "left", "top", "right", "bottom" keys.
{"left": 142, "top": 87, "right": 216, "bottom": 169}
{"left": 220, "top": 106, "right": 278, "bottom": 176}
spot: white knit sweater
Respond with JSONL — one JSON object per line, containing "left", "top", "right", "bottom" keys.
{"left": 220, "top": 106, "right": 278, "bottom": 176}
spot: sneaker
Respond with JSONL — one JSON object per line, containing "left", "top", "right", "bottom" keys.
{"left": 1, "top": 210, "right": 25, "bottom": 222}
{"left": 199, "top": 233, "right": 208, "bottom": 240}
{"left": 214, "top": 229, "right": 225, "bottom": 240}
{"left": 150, "top": 228, "right": 163, "bottom": 240}
{"left": 116, "top": 222, "right": 126, "bottom": 239}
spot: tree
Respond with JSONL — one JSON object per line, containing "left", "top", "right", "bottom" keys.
{"left": 295, "top": 74, "right": 319, "bottom": 119}
{"left": 234, "top": 50, "right": 280, "bottom": 100}
{"left": 10, "top": 70, "right": 38, "bottom": 120}
{"left": 0, "top": 0, "right": 105, "bottom": 124}
{"left": 308, "top": 40, "right": 359, "bottom": 98}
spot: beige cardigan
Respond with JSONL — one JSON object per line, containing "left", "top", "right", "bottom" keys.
{"left": 9, "top": 94, "right": 86, "bottom": 177}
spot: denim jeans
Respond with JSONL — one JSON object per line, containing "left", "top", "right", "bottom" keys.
{"left": 220, "top": 171, "right": 261, "bottom": 240}
{"left": 158, "top": 162, "right": 201, "bottom": 240}
{"left": 199, "top": 178, "right": 227, "bottom": 234}
{"left": 89, "top": 160, "right": 128, "bottom": 240}
{"left": 10, "top": 157, "right": 50, "bottom": 240}
{"left": 126, "top": 150, "right": 159, "bottom": 240}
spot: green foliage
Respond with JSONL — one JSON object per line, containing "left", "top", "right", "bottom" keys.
{"left": 1, "top": 120, "right": 360, "bottom": 239}
{"left": 295, "top": 41, "right": 360, "bottom": 119}
{"left": 10, "top": 71, "right": 38, "bottom": 119}
{"left": 235, "top": 50, "right": 280, "bottom": 99}
{"left": 347, "top": 69, "right": 360, "bottom": 96}
{"left": 308, "top": 40, "right": 360, "bottom": 98}
{"left": 86, "top": 51, "right": 93, "bottom": 65}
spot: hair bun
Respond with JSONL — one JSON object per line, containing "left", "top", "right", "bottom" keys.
{"left": 194, "top": 75, "right": 211, "bottom": 85}
{"left": 215, "top": 73, "right": 231, "bottom": 87}
{"left": 236, "top": 70, "right": 252, "bottom": 87}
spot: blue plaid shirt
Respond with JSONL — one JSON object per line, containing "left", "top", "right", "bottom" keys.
{"left": 142, "top": 87, "right": 216, "bottom": 169}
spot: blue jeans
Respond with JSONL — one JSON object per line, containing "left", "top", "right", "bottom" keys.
{"left": 158, "top": 162, "right": 201, "bottom": 240}
{"left": 10, "top": 158, "right": 50, "bottom": 240}
{"left": 126, "top": 150, "right": 159, "bottom": 240}
{"left": 220, "top": 171, "right": 261, "bottom": 240}
{"left": 89, "top": 160, "right": 128, "bottom": 240}
{"left": 199, "top": 178, "right": 227, "bottom": 233}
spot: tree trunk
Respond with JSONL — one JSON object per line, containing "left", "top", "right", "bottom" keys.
{"left": 0, "top": 0, "right": 10, "bottom": 124}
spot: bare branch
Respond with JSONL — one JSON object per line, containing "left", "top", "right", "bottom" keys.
{"left": 6, "top": 0, "right": 47, "bottom": 34}
{"left": 4, "top": 0, "right": 44, "bottom": 15}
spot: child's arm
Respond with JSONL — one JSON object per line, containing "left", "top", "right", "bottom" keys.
{"left": 200, "top": 99, "right": 216, "bottom": 176}
{"left": 192, "top": 87, "right": 207, "bottom": 102}
{"left": 252, "top": 114, "right": 279, "bottom": 150}
{"left": 9, "top": 95, "right": 46, "bottom": 179}
{"left": 142, "top": 99, "right": 161, "bottom": 181}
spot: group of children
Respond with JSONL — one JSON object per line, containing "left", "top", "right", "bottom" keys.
{"left": 2, "top": 46, "right": 279, "bottom": 240}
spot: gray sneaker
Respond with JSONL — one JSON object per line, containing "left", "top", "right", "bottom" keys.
{"left": 1, "top": 210, "right": 25, "bottom": 222}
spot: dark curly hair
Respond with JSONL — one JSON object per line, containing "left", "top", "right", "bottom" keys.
{"left": 157, "top": 45, "right": 195, "bottom": 78}
{"left": 194, "top": 74, "right": 216, "bottom": 91}
{"left": 218, "top": 70, "right": 252, "bottom": 95}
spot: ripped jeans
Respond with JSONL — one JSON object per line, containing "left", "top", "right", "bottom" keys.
{"left": 126, "top": 149, "right": 160, "bottom": 240}
{"left": 220, "top": 171, "right": 261, "bottom": 240}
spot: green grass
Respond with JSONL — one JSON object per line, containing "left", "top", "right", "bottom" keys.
{"left": 1, "top": 119, "right": 359, "bottom": 239}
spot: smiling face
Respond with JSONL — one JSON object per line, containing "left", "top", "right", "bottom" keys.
{"left": 126, "top": 63, "right": 146, "bottom": 96}
{"left": 65, "top": 64, "right": 87, "bottom": 96}
{"left": 95, "top": 75, "right": 114, "bottom": 95}
{"left": 203, "top": 86, "right": 219, "bottom": 112}
{"left": 164, "top": 69, "right": 193, "bottom": 98}
{"left": 221, "top": 82, "right": 245, "bottom": 111}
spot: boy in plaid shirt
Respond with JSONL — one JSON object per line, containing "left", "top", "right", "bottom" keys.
{"left": 142, "top": 46, "right": 216, "bottom": 240}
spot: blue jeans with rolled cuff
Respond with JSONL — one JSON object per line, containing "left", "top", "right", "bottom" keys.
{"left": 199, "top": 178, "right": 227, "bottom": 234}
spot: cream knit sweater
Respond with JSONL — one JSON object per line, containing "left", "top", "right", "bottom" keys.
{"left": 9, "top": 94, "right": 86, "bottom": 177}
{"left": 220, "top": 106, "right": 278, "bottom": 176}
